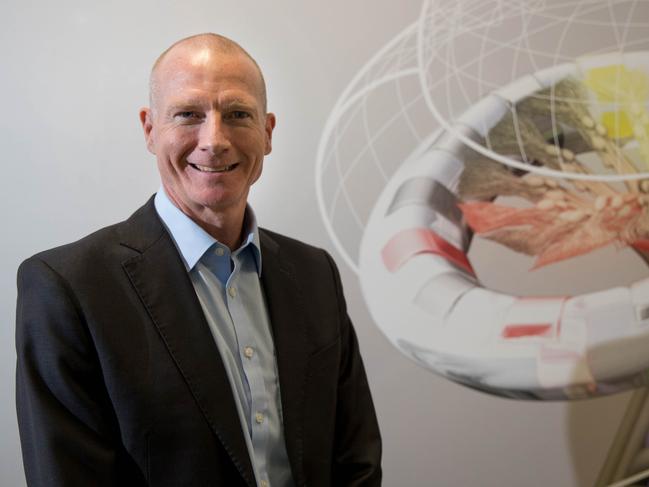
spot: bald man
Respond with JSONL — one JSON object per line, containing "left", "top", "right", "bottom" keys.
{"left": 16, "top": 34, "right": 382, "bottom": 487}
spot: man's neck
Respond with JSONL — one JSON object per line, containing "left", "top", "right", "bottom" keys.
{"left": 164, "top": 188, "right": 246, "bottom": 250}
{"left": 192, "top": 211, "right": 244, "bottom": 250}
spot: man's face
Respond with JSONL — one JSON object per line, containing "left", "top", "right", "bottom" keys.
{"left": 140, "top": 47, "right": 275, "bottom": 218}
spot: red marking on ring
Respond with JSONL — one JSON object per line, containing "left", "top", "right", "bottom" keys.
{"left": 632, "top": 240, "right": 649, "bottom": 252}
{"left": 502, "top": 324, "right": 553, "bottom": 339}
{"left": 381, "top": 228, "right": 475, "bottom": 275}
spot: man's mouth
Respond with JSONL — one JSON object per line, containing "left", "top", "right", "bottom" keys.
{"left": 189, "top": 163, "right": 239, "bottom": 173}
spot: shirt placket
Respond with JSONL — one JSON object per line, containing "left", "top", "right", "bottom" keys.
{"left": 227, "top": 250, "right": 271, "bottom": 486}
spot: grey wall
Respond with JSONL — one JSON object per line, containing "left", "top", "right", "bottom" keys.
{"left": 1, "top": 1, "right": 631, "bottom": 485}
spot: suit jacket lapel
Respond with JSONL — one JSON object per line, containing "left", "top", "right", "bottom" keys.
{"left": 119, "top": 198, "right": 256, "bottom": 487}
{"left": 259, "top": 230, "right": 309, "bottom": 486}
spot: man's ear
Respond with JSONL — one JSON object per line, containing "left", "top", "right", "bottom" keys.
{"left": 139, "top": 108, "right": 156, "bottom": 154}
{"left": 264, "top": 113, "right": 276, "bottom": 155}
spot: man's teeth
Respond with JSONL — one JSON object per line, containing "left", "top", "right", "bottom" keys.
{"left": 192, "top": 163, "right": 237, "bottom": 173}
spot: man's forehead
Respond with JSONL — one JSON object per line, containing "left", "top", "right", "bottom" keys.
{"left": 156, "top": 49, "right": 260, "bottom": 90}
{"left": 149, "top": 35, "right": 268, "bottom": 113}
{"left": 158, "top": 45, "right": 254, "bottom": 75}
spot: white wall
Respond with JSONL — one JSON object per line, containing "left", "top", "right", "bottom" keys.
{"left": 1, "top": 1, "right": 631, "bottom": 485}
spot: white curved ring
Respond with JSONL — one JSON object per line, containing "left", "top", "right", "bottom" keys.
{"left": 360, "top": 62, "right": 649, "bottom": 400}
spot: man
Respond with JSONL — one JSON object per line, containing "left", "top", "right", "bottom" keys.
{"left": 16, "top": 34, "right": 381, "bottom": 486}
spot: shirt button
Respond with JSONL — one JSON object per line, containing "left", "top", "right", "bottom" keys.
{"left": 244, "top": 346, "right": 254, "bottom": 359}
{"left": 255, "top": 412, "right": 264, "bottom": 424}
{"left": 215, "top": 247, "right": 225, "bottom": 256}
{"left": 228, "top": 287, "right": 237, "bottom": 298}
{"left": 260, "top": 481, "right": 268, "bottom": 487}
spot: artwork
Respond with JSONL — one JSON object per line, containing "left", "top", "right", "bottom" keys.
{"left": 317, "top": 0, "right": 649, "bottom": 401}
{"left": 316, "top": 0, "right": 649, "bottom": 482}
{"left": 362, "top": 54, "right": 649, "bottom": 401}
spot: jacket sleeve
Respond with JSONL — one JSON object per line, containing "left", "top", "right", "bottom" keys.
{"left": 324, "top": 252, "right": 383, "bottom": 486}
{"left": 15, "top": 257, "right": 144, "bottom": 486}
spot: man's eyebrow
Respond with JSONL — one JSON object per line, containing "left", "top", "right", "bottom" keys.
{"left": 166, "top": 100, "right": 204, "bottom": 112}
{"left": 164, "top": 98, "right": 259, "bottom": 115}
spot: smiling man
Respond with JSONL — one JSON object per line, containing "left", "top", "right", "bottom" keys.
{"left": 16, "top": 34, "right": 382, "bottom": 487}
{"left": 141, "top": 36, "right": 274, "bottom": 249}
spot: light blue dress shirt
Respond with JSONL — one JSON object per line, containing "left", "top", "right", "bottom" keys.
{"left": 154, "top": 189, "right": 294, "bottom": 487}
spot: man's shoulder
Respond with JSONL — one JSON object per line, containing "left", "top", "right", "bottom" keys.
{"left": 20, "top": 197, "right": 162, "bottom": 279}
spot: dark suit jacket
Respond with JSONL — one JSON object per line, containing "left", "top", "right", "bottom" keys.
{"left": 16, "top": 197, "right": 381, "bottom": 487}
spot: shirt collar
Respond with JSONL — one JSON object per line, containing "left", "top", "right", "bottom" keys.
{"left": 154, "top": 188, "right": 262, "bottom": 275}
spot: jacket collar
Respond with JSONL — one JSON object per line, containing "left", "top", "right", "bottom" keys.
{"left": 259, "top": 230, "right": 309, "bottom": 486}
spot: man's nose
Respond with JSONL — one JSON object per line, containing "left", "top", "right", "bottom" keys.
{"left": 198, "top": 114, "right": 231, "bottom": 155}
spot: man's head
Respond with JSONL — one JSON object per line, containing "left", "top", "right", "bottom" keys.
{"left": 140, "top": 33, "right": 275, "bottom": 236}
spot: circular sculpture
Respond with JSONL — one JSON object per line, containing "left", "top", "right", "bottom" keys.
{"left": 317, "top": 0, "right": 649, "bottom": 399}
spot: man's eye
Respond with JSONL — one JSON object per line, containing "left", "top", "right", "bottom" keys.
{"left": 176, "top": 111, "right": 199, "bottom": 119}
{"left": 228, "top": 110, "right": 251, "bottom": 120}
